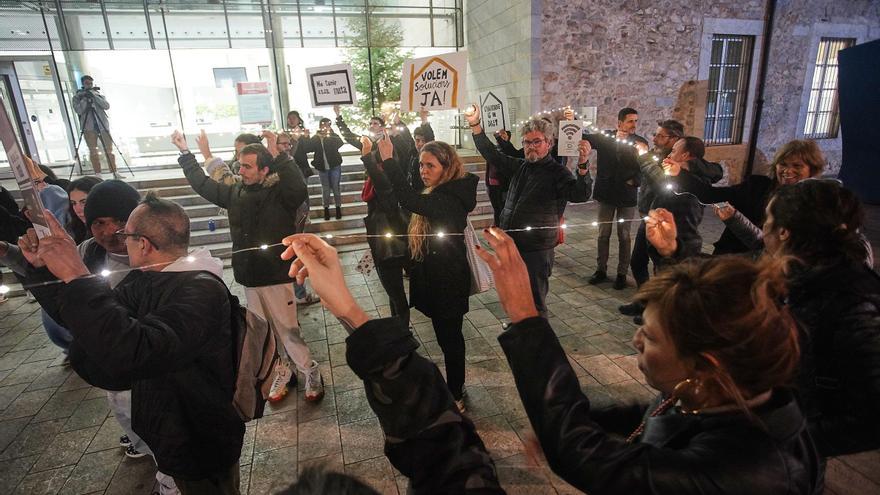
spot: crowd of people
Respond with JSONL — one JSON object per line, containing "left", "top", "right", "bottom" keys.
{"left": 0, "top": 97, "right": 877, "bottom": 495}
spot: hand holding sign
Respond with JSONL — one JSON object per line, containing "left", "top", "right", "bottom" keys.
{"left": 36, "top": 210, "right": 89, "bottom": 283}
{"left": 377, "top": 131, "right": 394, "bottom": 162}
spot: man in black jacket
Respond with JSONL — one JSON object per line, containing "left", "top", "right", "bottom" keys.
{"left": 586, "top": 107, "right": 649, "bottom": 290}
{"left": 466, "top": 106, "right": 592, "bottom": 317}
{"left": 173, "top": 130, "right": 324, "bottom": 404}
{"left": 24, "top": 197, "right": 244, "bottom": 494}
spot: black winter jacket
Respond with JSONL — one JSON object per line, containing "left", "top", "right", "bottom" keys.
{"left": 473, "top": 131, "right": 592, "bottom": 253}
{"left": 787, "top": 260, "right": 880, "bottom": 457}
{"left": 308, "top": 132, "right": 344, "bottom": 172}
{"left": 35, "top": 270, "right": 244, "bottom": 481}
{"left": 0, "top": 186, "right": 28, "bottom": 243}
{"left": 377, "top": 157, "right": 478, "bottom": 318}
{"left": 180, "top": 152, "right": 307, "bottom": 287}
{"left": 586, "top": 132, "right": 645, "bottom": 207}
{"left": 676, "top": 173, "right": 775, "bottom": 255}
{"left": 345, "top": 317, "right": 503, "bottom": 493}
{"left": 499, "top": 317, "right": 823, "bottom": 494}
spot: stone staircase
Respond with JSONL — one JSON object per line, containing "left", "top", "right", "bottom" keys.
{"left": 1, "top": 152, "right": 493, "bottom": 296}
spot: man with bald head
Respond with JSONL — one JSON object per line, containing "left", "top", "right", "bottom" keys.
{"left": 20, "top": 193, "right": 245, "bottom": 493}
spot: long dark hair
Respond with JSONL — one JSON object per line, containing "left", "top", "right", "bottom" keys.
{"left": 66, "top": 175, "right": 103, "bottom": 244}
{"left": 767, "top": 179, "right": 866, "bottom": 266}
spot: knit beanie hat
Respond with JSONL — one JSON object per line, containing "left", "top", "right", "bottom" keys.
{"left": 84, "top": 179, "right": 141, "bottom": 229}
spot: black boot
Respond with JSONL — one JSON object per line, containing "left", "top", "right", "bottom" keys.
{"left": 323, "top": 207, "right": 331, "bottom": 221}
{"left": 335, "top": 205, "right": 342, "bottom": 219}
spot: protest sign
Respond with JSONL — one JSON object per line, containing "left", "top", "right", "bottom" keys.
{"left": 479, "top": 88, "right": 509, "bottom": 135}
{"left": 306, "top": 64, "right": 357, "bottom": 107}
{"left": 0, "top": 98, "right": 50, "bottom": 237}
{"left": 401, "top": 51, "right": 468, "bottom": 112}
{"left": 236, "top": 82, "right": 273, "bottom": 125}
{"left": 557, "top": 120, "right": 583, "bottom": 157}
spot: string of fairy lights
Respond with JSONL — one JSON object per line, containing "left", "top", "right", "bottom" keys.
{"left": 1, "top": 216, "right": 651, "bottom": 293}
{"left": 0, "top": 105, "right": 708, "bottom": 295}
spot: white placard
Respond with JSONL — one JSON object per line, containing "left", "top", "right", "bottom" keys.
{"left": 557, "top": 120, "right": 583, "bottom": 157}
{"left": 401, "top": 50, "right": 468, "bottom": 112}
{"left": 479, "top": 88, "right": 509, "bottom": 135}
{"left": 306, "top": 64, "right": 357, "bottom": 108}
{"left": 0, "top": 98, "right": 50, "bottom": 237}
{"left": 236, "top": 82, "right": 273, "bottom": 125}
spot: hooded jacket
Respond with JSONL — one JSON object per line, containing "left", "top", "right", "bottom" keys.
{"left": 473, "top": 131, "right": 592, "bottom": 252}
{"left": 180, "top": 151, "right": 307, "bottom": 287}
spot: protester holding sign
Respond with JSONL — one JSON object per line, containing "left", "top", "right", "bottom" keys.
{"left": 362, "top": 134, "right": 478, "bottom": 413}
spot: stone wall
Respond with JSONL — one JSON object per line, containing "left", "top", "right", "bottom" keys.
{"left": 465, "top": 0, "right": 538, "bottom": 140}
{"left": 530, "top": 0, "right": 880, "bottom": 180}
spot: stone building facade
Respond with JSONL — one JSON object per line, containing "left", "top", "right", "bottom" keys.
{"left": 466, "top": 0, "right": 880, "bottom": 181}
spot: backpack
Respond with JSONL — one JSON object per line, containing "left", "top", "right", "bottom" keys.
{"left": 227, "top": 291, "right": 278, "bottom": 422}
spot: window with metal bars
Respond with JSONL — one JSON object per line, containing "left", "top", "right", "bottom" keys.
{"left": 804, "top": 37, "right": 854, "bottom": 139}
{"left": 704, "top": 34, "right": 754, "bottom": 145}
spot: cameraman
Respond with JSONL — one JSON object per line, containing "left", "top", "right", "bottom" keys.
{"left": 72, "top": 75, "right": 122, "bottom": 179}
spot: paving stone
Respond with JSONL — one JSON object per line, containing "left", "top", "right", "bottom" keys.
{"left": 25, "top": 365, "right": 72, "bottom": 392}
{"left": 32, "top": 426, "right": 98, "bottom": 472}
{"left": 297, "top": 452, "right": 344, "bottom": 475}
{"left": 0, "top": 416, "right": 30, "bottom": 454}
{"left": 103, "top": 455, "right": 156, "bottom": 495}
{"left": 59, "top": 448, "right": 122, "bottom": 494}
{"left": 84, "top": 416, "right": 126, "bottom": 454}
{"left": 473, "top": 414, "right": 525, "bottom": 461}
{"left": 495, "top": 453, "right": 556, "bottom": 494}
{"left": 298, "top": 415, "right": 342, "bottom": 461}
{"left": 32, "top": 388, "right": 89, "bottom": 424}
{"left": 249, "top": 446, "right": 298, "bottom": 495}
{"left": 1, "top": 388, "right": 53, "bottom": 420}
{"left": 344, "top": 456, "right": 398, "bottom": 494}
{"left": 0, "top": 383, "right": 27, "bottom": 411}
{"left": 577, "top": 354, "right": 632, "bottom": 385}
{"left": 339, "top": 417, "right": 384, "bottom": 464}
{"left": 254, "top": 409, "right": 298, "bottom": 453}
{"left": 335, "top": 388, "right": 374, "bottom": 425}
{"left": 62, "top": 397, "right": 110, "bottom": 432}
{"left": 330, "top": 364, "right": 362, "bottom": 393}
{"left": 0, "top": 350, "right": 34, "bottom": 372}
{"left": 0, "top": 454, "right": 38, "bottom": 491}
{"left": 12, "top": 464, "right": 75, "bottom": 495}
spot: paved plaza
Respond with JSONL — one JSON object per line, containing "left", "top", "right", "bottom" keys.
{"left": 0, "top": 203, "right": 877, "bottom": 494}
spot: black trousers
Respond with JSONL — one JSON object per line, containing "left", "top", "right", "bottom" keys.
{"left": 174, "top": 461, "right": 240, "bottom": 495}
{"left": 376, "top": 258, "right": 410, "bottom": 328}
{"left": 630, "top": 220, "right": 650, "bottom": 286}
{"left": 487, "top": 184, "right": 506, "bottom": 226}
{"left": 432, "top": 314, "right": 465, "bottom": 400}
{"left": 521, "top": 248, "right": 555, "bottom": 318}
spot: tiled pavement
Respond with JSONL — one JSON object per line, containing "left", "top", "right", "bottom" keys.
{"left": 0, "top": 202, "right": 878, "bottom": 495}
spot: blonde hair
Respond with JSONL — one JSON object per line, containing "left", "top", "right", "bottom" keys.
{"left": 408, "top": 141, "right": 465, "bottom": 261}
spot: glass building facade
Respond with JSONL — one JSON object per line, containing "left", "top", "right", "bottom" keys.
{"left": 0, "top": 0, "right": 463, "bottom": 175}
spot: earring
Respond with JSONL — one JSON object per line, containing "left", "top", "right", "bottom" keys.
{"left": 672, "top": 378, "right": 704, "bottom": 414}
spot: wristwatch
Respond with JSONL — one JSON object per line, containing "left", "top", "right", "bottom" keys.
{"left": 179, "top": 149, "right": 192, "bottom": 156}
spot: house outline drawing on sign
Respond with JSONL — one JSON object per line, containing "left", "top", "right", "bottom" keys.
{"left": 480, "top": 91, "right": 507, "bottom": 131}
{"left": 408, "top": 57, "right": 459, "bottom": 111}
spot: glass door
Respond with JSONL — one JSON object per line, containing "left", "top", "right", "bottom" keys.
{"left": 0, "top": 63, "right": 38, "bottom": 179}
{"left": 12, "top": 60, "right": 74, "bottom": 166}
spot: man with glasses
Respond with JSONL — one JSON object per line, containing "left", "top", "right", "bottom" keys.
{"left": 466, "top": 105, "right": 592, "bottom": 317}
{"left": 586, "top": 107, "right": 649, "bottom": 290}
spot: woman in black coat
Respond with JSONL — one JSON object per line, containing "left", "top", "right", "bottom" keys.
{"left": 309, "top": 118, "right": 345, "bottom": 220}
{"left": 477, "top": 226, "right": 822, "bottom": 494}
{"left": 762, "top": 179, "right": 880, "bottom": 457}
{"left": 365, "top": 136, "right": 477, "bottom": 411}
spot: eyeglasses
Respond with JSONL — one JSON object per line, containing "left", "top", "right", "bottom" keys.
{"left": 522, "top": 138, "right": 546, "bottom": 147}
{"left": 114, "top": 229, "right": 160, "bottom": 250}
{"left": 654, "top": 133, "right": 673, "bottom": 139}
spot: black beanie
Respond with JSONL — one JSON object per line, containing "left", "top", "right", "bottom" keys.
{"left": 84, "top": 179, "right": 141, "bottom": 229}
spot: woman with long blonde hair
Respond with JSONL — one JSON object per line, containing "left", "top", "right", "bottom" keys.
{"left": 362, "top": 135, "right": 477, "bottom": 412}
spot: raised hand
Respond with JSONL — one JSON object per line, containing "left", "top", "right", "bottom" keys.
{"left": 262, "top": 130, "right": 279, "bottom": 158}
{"left": 562, "top": 107, "right": 575, "bottom": 121}
{"left": 360, "top": 136, "right": 373, "bottom": 157}
{"left": 280, "top": 233, "right": 369, "bottom": 329}
{"left": 463, "top": 104, "right": 480, "bottom": 127}
{"left": 662, "top": 157, "right": 683, "bottom": 177}
{"left": 17, "top": 227, "right": 45, "bottom": 268}
{"left": 476, "top": 227, "right": 539, "bottom": 323}
{"left": 646, "top": 208, "right": 678, "bottom": 257}
{"left": 196, "top": 129, "right": 212, "bottom": 160}
{"left": 576, "top": 140, "right": 592, "bottom": 175}
{"left": 377, "top": 131, "right": 394, "bottom": 161}
{"left": 36, "top": 210, "right": 89, "bottom": 282}
{"left": 714, "top": 203, "right": 736, "bottom": 221}
{"left": 170, "top": 130, "right": 188, "bottom": 152}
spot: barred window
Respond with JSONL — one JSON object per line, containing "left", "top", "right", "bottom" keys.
{"left": 704, "top": 34, "right": 755, "bottom": 145}
{"left": 804, "top": 37, "right": 854, "bottom": 139}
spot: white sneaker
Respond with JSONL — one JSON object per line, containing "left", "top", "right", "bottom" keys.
{"left": 268, "top": 361, "right": 293, "bottom": 403}
{"left": 303, "top": 360, "right": 324, "bottom": 402}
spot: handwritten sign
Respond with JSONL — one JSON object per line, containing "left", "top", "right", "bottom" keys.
{"left": 479, "top": 88, "right": 509, "bottom": 135}
{"left": 0, "top": 98, "right": 50, "bottom": 237}
{"left": 236, "top": 82, "right": 273, "bottom": 125}
{"left": 306, "top": 64, "right": 357, "bottom": 107}
{"left": 401, "top": 50, "right": 468, "bottom": 112}
{"left": 557, "top": 120, "right": 583, "bottom": 157}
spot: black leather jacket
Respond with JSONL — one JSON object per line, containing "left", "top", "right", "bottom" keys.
{"left": 498, "top": 317, "right": 823, "bottom": 494}
{"left": 787, "top": 260, "right": 880, "bottom": 456}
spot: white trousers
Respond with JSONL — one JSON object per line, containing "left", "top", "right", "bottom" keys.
{"left": 245, "top": 283, "right": 313, "bottom": 372}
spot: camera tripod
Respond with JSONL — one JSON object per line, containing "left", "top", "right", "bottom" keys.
{"left": 69, "top": 92, "right": 134, "bottom": 181}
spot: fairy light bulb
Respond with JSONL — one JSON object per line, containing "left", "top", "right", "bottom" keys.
{"left": 100, "top": 269, "right": 111, "bottom": 277}
{"left": 618, "top": 218, "right": 625, "bottom": 223}
{"left": 643, "top": 216, "right": 650, "bottom": 221}
{"left": 384, "top": 232, "right": 393, "bottom": 238}
{"left": 665, "top": 183, "right": 674, "bottom": 190}
{"left": 437, "top": 232, "right": 445, "bottom": 238}
{"left": 525, "top": 226, "right": 532, "bottom": 231}
{"left": 560, "top": 223, "right": 568, "bottom": 229}
{"left": 325, "top": 234, "right": 334, "bottom": 239}
{"left": 186, "top": 256, "right": 195, "bottom": 262}
{"left": 591, "top": 221, "right": 599, "bottom": 227}
{"left": 0, "top": 285, "right": 9, "bottom": 295}
{"left": 260, "top": 244, "right": 268, "bottom": 250}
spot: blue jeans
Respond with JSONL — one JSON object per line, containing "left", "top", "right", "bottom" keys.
{"left": 41, "top": 310, "right": 72, "bottom": 354}
{"left": 318, "top": 167, "right": 342, "bottom": 207}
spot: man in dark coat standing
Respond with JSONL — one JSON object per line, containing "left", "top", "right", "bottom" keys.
{"left": 466, "top": 105, "right": 593, "bottom": 317}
